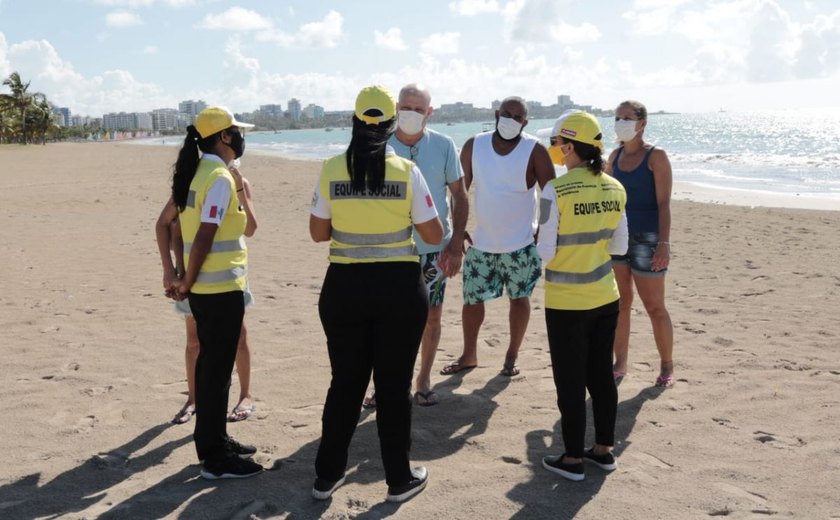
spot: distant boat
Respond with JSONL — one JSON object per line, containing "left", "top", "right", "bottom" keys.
{"left": 481, "top": 122, "right": 495, "bottom": 132}
{"left": 325, "top": 127, "right": 334, "bottom": 132}
{"left": 446, "top": 122, "right": 455, "bottom": 126}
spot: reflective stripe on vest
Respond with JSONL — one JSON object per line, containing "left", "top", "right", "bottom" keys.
{"left": 555, "top": 227, "right": 615, "bottom": 247}
{"left": 196, "top": 265, "right": 248, "bottom": 284}
{"left": 186, "top": 190, "right": 197, "bottom": 208}
{"left": 183, "top": 236, "right": 246, "bottom": 254}
{"left": 329, "top": 244, "right": 417, "bottom": 259}
{"left": 545, "top": 260, "right": 613, "bottom": 284}
{"left": 331, "top": 226, "right": 413, "bottom": 246}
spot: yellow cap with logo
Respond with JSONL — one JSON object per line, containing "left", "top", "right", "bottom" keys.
{"left": 551, "top": 110, "right": 603, "bottom": 149}
{"left": 354, "top": 85, "right": 396, "bottom": 125}
{"left": 194, "top": 106, "right": 254, "bottom": 139}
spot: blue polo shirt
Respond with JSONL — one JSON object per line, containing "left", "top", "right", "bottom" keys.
{"left": 389, "top": 128, "right": 463, "bottom": 254}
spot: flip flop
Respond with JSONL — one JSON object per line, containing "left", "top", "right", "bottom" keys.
{"left": 362, "top": 392, "right": 377, "bottom": 410}
{"left": 613, "top": 370, "right": 626, "bottom": 382}
{"left": 413, "top": 390, "right": 439, "bottom": 407}
{"left": 500, "top": 363, "right": 520, "bottom": 377}
{"left": 228, "top": 403, "right": 255, "bottom": 422}
{"left": 440, "top": 360, "right": 477, "bottom": 376}
{"left": 172, "top": 403, "right": 195, "bottom": 425}
{"left": 655, "top": 374, "right": 675, "bottom": 388}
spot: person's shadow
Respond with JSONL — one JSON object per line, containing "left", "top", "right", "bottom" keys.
{"left": 0, "top": 423, "right": 191, "bottom": 519}
{"left": 506, "top": 386, "right": 664, "bottom": 519}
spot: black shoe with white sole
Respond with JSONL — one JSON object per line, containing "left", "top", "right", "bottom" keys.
{"left": 583, "top": 448, "right": 617, "bottom": 471}
{"left": 312, "top": 474, "right": 346, "bottom": 500}
{"left": 386, "top": 467, "right": 428, "bottom": 502}
{"left": 200, "top": 455, "right": 263, "bottom": 480}
{"left": 542, "top": 454, "right": 585, "bottom": 481}
{"left": 225, "top": 437, "right": 257, "bottom": 458}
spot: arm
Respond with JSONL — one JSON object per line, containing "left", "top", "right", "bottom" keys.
{"left": 173, "top": 223, "right": 218, "bottom": 299}
{"left": 536, "top": 185, "right": 558, "bottom": 264}
{"left": 650, "top": 148, "right": 672, "bottom": 271}
{"left": 154, "top": 198, "right": 180, "bottom": 291}
{"left": 608, "top": 212, "right": 629, "bottom": 255}
{"left": 604, "top": 148, "right": 619, "bottom": 176}
{"left": 231, "top": 166, "right": 258, "bottom": 237}
{"left": 415, "top": 217, "right": 443, "bottom": 245}
{"left": 309, "top": 215, "right": 332, "bottom": 242}
{"left": 440, "top": 178, "right": 468, "bottom": 277}
{"left": 460, "top": 138, "right": 474, "bottom": 191}
{"left": 529, "top": 143, "right": 556, "bottom": 189}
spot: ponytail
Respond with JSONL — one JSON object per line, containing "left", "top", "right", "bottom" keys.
{"left": 171, "top": 125, "right": 220, "bottom": 210}
{"left": 346, "top": 115, "right": 395, "bottom": 192}
{"left": 563, "top": 138, "right": 604, "bottom": 175}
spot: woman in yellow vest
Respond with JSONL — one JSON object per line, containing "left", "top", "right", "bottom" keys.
{"left": 536, "top": 111, "right": 628, "bottom": 481}
{"left": 169, "top": 107, "right": 262, "bottom": 480}
{"left": 309, "top": 86, "right": 443, "bottom": 502}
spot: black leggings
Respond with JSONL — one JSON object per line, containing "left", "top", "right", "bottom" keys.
{"left": 189, "top": 290, "right": 245, "bottom": 463}
{"left": 315, "top": 262, "right": 428, "bottom": 488}
{"left": 545, "top": 301, "right": 619, "bottom": 458}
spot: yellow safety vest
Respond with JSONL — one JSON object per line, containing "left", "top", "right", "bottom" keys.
{"left": 544, "top": 167, "right": 626, "bottom": 310}
{"left": 179, "top": 158, "right": 248, "bottom": 293}
{"left": 319, "top": 153, "right": 418, "bottom": 264}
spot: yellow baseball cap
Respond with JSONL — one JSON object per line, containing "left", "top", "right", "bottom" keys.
{"left": 194, "top": 106, "right": 254, "bottom": 139}
{"left": 550, "top": 110, "right": 603, "bottom": 149}
{"left": 354, "top": 85, "right": 396, "bottom": 125}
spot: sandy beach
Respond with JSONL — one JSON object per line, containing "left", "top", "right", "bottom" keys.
{"left": 1, "top": 142, "right": 838, "bottom": 519}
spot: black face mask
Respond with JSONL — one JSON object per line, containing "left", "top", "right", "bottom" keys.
{"left": 227, "top": 130, "right": 245, "bottom": 159}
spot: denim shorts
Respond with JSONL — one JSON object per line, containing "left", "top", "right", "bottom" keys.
{"left": 462, "top": 243, "right": 542, "bottom": 304}
{"left": 611, "top": 231, "right": 667, "bottom": 277}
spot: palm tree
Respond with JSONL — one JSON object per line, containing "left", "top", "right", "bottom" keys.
{"left": 32, "top": 97, "right": 56, "bottom": 145}
{"left": 1, "top": 72, "right": 45, "bottom": 144}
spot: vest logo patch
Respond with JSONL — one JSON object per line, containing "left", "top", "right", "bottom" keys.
{"left": 330, "top": 181, "right": 407, "bottom": 200}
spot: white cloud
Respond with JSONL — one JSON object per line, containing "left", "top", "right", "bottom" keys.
{"left": 3, "top": 38, "right": 170, "bottom": 115}
{"left": 421, "top": 32, "right": 460, "bottom": 55}
{"left": 198, "top": 7, "right": 273, "bottom": 31}
{"left": 142, "top": 45, "right": 158, "bottom": 54}
{"left": 448, "top": 0, "right": 500, "bottom": 16}
{"left": 0, "top": 33, "right": 10, "bottom": 79}
{"left": 506, "top": 0, "right": 601, "bottom": 43}
{"left": 374, "top": 27, "right": 407, "bottom": 51}
{"left": 106, "top": 11, "right": 143, "bottom": 27}
{"left": 256, "top": 10, "right": 344, "bottom": 49}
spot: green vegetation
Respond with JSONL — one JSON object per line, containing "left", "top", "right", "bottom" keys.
{"left": 0, "top": 72, "right": 57, "bottom": 145}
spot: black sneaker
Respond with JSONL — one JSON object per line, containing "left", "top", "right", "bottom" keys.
{"left": 542, "top": 454, "right": 585, "bottom": 481}
{"left": 225, "top": 437, "right": 257, "bottom": 459}
{"left": 312, "top": 474, "right": 346, "bottom": 500}
{"left": 386, "top": 467, "right": 428, "bottom": 502}
{"left": 200, "top": 455, "right": 263, "bottom": 480}
{"left": 583, "top": 448, "right": 617, "bottom": 471}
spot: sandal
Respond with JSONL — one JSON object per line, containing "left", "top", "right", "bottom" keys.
{"left": 440, "top": 360, "right": 477, "bottom": 376}
{"left": 228, "top": 403, "right": 255, "bottom": 422}
{"left": 172, "top": 403, "right": 195, "bottom": 425}
{"left": 413, "top": 390, "right": 439, "bottom": 407}
{"left": 655, "top": 374, "right": 675, "bottom": 388}
{"left": 362, "top": 392, "right": 377, "bottom": 410}
{"left": 500, "top": 363, "right": 520, "bottom": 377}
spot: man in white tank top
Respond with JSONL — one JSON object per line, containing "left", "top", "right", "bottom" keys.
{"left": 440, "top": 97, "right": 555, "bottom": 378}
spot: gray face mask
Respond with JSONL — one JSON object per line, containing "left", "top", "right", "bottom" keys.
{"left": 497, "top": 116, "right": 523, "bottom": 140}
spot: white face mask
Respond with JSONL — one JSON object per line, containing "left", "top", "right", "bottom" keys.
{"left": 497, "top": 116, "right": 523, "bottom": 140}
{"left": 614, "top": 119, "right": 639, "bottom": 143}
{"left": 397, "top": 110, "right": 426, "bottom": 136}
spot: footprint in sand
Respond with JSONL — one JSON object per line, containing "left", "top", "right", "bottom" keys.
{"left": 753, "top": 431, "right": 805, "bottom": 449}
{"left": 628, "top": 451, "right": 672, "bottom": 469}
{"left": 712, "top": 337, "right": 734, "bottom": 347}
{"left": 712, "top": 417, "right": 738, "bottom": 429}
{"left": 631, "top": 361, "right": 652, "bottom": 372}
{"left": 61, "top": 415, "right": 97, "bottom": 435}
{"left": 713, "top": 482, "right": 770, "bottom": 510}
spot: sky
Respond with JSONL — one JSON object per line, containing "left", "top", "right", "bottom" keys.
{"left": 0, "top": 0, "right": 838, "bottom": 117}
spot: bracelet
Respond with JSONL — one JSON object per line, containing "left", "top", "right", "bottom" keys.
{"left": 236, "top": 187, "right": 244, "bottom": 192}
{"left": 658, "top": 241, "right": 670, "bottom": 245}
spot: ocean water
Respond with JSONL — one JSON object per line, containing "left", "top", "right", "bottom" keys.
{"left": 142, "top": 110, "right": 840, "bottom": 204}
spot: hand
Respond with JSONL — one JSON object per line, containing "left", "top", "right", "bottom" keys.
{"left": 440, "top": 242, "right": 464, "bottom": 278}
{"left": 462, "top": 231, "right": 473, "bottom": 253}
{"left": 651, "top": 242, "right": 670, "bottom": 272}
{"left": 170, "top": 278, "right": 192, "bottom": 301}
{"left": 163, "top": 269, "right": 177, "bottom": 292}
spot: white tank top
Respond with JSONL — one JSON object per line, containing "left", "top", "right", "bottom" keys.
{"left": 470, "top": 131, "right": 539, "bottom": 253}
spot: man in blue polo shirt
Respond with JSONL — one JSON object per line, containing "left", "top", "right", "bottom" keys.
{"left": 373, "top": 83, "right": 468, "bottom": 407}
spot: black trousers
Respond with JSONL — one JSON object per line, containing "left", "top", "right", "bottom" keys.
{"left": 189, "top": 290, "right": 245, "bottom": 463}
{"left": 545, "top": 300, "right": 619, "bottom": 458}
{"left": 315, "top": 262, "right": 428, "bottom": 487}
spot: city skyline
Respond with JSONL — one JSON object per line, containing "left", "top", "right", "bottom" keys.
{"left": 1, "top": 1, "right": 838, "bottom": 116}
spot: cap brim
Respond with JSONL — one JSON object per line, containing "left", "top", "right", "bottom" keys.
{"left": 232, "top": 119, "right": 255, "bottom": 129}
{"left": 535, "top": 127, "right": 554, "bottom": 138}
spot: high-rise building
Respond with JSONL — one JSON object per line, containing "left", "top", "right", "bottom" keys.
{"left": 287, "top": 98, "right": 302, "bottom": 121}
{"left": 302, "top": 104, "right": 324, "bottom": 119}
{"left": 178, "top": 100, "right": 207, "bottom": 124}
{"left": 102, "top": 112, "right": 153, "bottom": 130}
{"left": 151, "top": 108, "right": 178, "bottom": 131}
{"left": 557, "top": 95, "right": 573, "bottom": 109}
{"left": 259, "top": 104, "right": 283, "bottom": 118}
{"left": 54, "top": 107, "right": 71, "bottom": 126}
